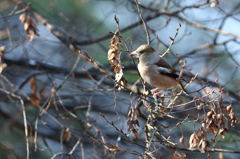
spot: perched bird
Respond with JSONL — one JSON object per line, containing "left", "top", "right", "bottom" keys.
{"left": 130, "top": 44, "right": 187, "bottom": 96}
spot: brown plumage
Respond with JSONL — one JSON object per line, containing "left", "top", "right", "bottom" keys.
{"left": 130, "top": 44, "right": 187, "bottom": 95}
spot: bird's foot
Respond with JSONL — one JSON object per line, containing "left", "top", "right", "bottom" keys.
{"left": 154, "top": 90, "right": 165, "bottom": 96}
{"left": 151, "top": 88, "right": 160, "bottom": 94}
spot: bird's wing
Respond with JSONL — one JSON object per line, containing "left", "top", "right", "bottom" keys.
{"left": 157, "top": 66, "right": 179, "bottom": 79}
{"left": 157, "top": 66, "right": 188, "bottom": 82}
{"left": 157, "top": 66, "right": 188, "bottom": 93}
{"left": 156, "top": 57, "right": 188, "bottom": 82}
{"left": 156, "top": 57, "right": 174, "bottom": 70}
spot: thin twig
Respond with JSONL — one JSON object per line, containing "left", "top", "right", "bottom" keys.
{"left": 34, "top": 116, "right": 39, "bottom": 152}
{"left": 135, "top": 0, "right": 150, "bottom": 45}
{"left": 0, "top": 88, "right": 29, "bottom": 159}
{"left": 161, "top": 23, "right": 181, "bottom": 57}
{"left": 68, "top": 138, "right": 81, "bottom": 155}
{"left": 56, "top": 54, "right": 81, "bottom": 90}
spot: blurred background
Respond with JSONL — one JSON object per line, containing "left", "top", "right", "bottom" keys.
{"left": 0, "top": 0, "right": 240, "bottom": 158}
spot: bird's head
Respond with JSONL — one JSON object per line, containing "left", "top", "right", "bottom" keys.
{"left": 130, "top": 45, "right": 155, "bottom": 58}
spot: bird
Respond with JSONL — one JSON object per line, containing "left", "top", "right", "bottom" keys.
{"left": 129, "top": 44, "right": 187, "bottom": 96}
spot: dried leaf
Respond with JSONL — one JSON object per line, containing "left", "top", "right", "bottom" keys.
{"left": 173, "top": 151, "right": 186, "bottom": 159}
{"left": 0, "top": 46, "right": 6, "bottom": 73}
{"left": 107, "top": 30, "right": 127, "bottom": 89}
{"left": 161, "top": 124, "right": 169, "bottom": 128}
{"left": 19, "top": 13, "right": 39, "bottom": 41}
{"left": 0, "top": 63, "right": 7, "bottom": 73}
{"left": 19, "top": 13, "right": 26, "bottom": 22}
{"left": 197, "top": 103, "right": 204, "bottom": 110}
{"left": 110, "top": 59, "right": 118, "bottom": 66}
{"left": 189, "top": 132, "right": 198, "bottom": 148}
{"left": 30, "top": 76, "right": 41, "bottom": 106}
{"left": 210, "top": 0, "right": 219, "bottom": 7}
{"left": 226, "top": 105, "right": 232, "bottom": 114}
{"left": 30, "top": 76, "right": 37, "bottom": 88}
{"left": 132, "top": 128, "right": 138, "bottom": 138}
{"left": 30, "top": 93, "right": 41, "bottom": 106}
{"left": 114, "top": 65, "right": 120, "bottom": 73}
{"left": 219, "top": 128, "right": 228, "bottom": 138}
{"left": 207, "top": 153, "right": 211, "bottom": 159}
{"left": 210, "top": 2, "right": 217, "bottom": 7}
{"left": 198, "top": 139, "right": 210, "bottom": 153}
{"left": 200, "top": 97, "right": 205, "bottom": 102}
{"left": 108, "top": 49, "right": 115, "bottom": 60}
{"left": 179, "top": 136, "right": 185, "bottom": 147}
{"left": 219, "top": 152, "right": 223, "bottom": 159}
{"left": 135, "top": 119, "right": 140, "bottom": 127}
{"left": 109, "top": 148, "right": 120, "bottom": 152}
{"left": 62, "top": 128, "right": 71, "bottom": 141}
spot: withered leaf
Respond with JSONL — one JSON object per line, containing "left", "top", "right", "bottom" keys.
{"left": 226, "top": 105, "right": 232, "bottom": 114}
{"left": 62, "top": 129, "right": 71, "bottom": 141}
{"left": 0, "top": 63, "right": 7, "bottom": 74}
{"left": 132, "top": 128, "right": 138, "bottom": 138}
{"left": 114, "top": 65, "right": 120, "bottom": 73}
{"left": 19, "top": 13, "right": 26, "bottom": 23}
{"left": 30, "top": 94, "right": 41, "bottom": 106}
{"left": 189, "top": 132, "right": 198, "bottom": 148}
{"left": 179, "top": 136, "right": 185, "bottom": 147}
{"left": 169, "top": 37, "right": 174, "bottom": 41}
{"left": 30, "top": 76, "right": 37, "bottom": 88}
{"left": 219, "top": 128, "right": 228, "bottom": 138}
{"left": 198, "top": 139, "right": 210, "bottom": 153}
{"left": 109, "top": 148, "right": 120, "bottom": 153}
{"left": 173, "top": 150, "right": 186, "bottom": 159}
{"left": 108, "top": 50, "right": 115, "bottom": 60}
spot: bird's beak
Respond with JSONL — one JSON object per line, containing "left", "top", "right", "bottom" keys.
{"left": 130, "top": 51, "right": 139, "bottom": 58}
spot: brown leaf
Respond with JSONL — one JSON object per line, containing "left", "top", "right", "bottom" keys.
{"left": 30, "top": 76, "right": 41, "bottom": 106}
{"left": 111, "top": 59, "right": 119, "bottom": 66}
{"left": 109, "top": 148, "right": 120, "bottom": 152}
{"left": 127, "top": 108, "right": 133, "bottom": 118}
{"left": 169, "top": 37, "right": 174, "bottom": 41}
{"left": 219, "top": 152, "right": 223, "bottom": 159}
{"left": 179, "top": 136, "right": 185, "bottom": 147}
{"left": 62, "top": 128, "right": 71, "bottom": 141}
{"left": 210, "top": 2, "right": 216, "bottom": 7}
{"left": 19, "top": 14, "right": 39, "bottom": 41}
{"left": 30, "top": 93, "right": 41, "bottom": 106}
{"left": 226, "top": 105, "right": 232, "bottom": 114}
{"left": 208, "top": 153, "right": 211, "bottom": 159}
{"left": 173, "top": 151, "right": 186, "bottom": 159}
{"left": 0, "top": 46, "right": 7, "bottom": 73}
{"left": 135, "top": 119, "right": 140, "bottom": 127}
{"left": 30, "top": 76, "right": 37, "bottom": 88}
{"left": 189, "top": 132, "right": 198, "bottom": 148}
{"left": 161, "top": 124, "right": 169, "bottom": 128}
{"left": 114, "top": 65, "right": 120, "bottom": 73}
{"left": 230, "top": 112, "right": 238, "bottom": 127}
{"left": 210, "top": 0, "right": 219, "bottom": 7}
{"left": 19, "top": 13, "right": 26, "bottom": 23}
{"left": 108, "top": 49, "right": 115, "bottom": 60}
{"left": 197, "top": 103, "right": 204, "bottom": 110}
{"left": 120, "top": 77, "right": 127, "bottom": 85}
{"left": 132, "top": 128, "right": 138, "bottom": 138}
{"left": 198, "top": 137, "right": 210, "bottom": 153}
{"left": 0, "top": 63, "right": 7, "bottom": 73}
{"left": 219, "top": 128, "right": 228, "bottom": 138}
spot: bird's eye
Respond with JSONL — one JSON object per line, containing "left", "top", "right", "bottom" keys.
{"left": 139, "top": 51, "right": 144, "bottom": 54}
